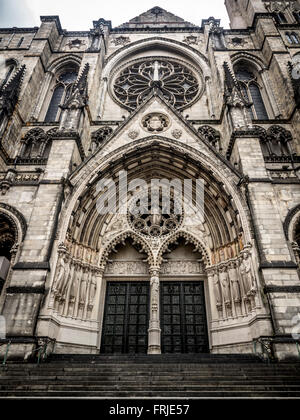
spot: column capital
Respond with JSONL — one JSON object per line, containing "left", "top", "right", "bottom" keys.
{"left": 149, "top": 266, "right": 160, "bottom": 276}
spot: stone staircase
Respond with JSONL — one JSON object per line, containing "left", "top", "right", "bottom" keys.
{"left": 0, "top": 354, "right": 300, "bottom": 398}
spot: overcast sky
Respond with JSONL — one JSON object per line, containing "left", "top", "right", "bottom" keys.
{"left": 0, "top": 0, "right": 230, "bottom": 30}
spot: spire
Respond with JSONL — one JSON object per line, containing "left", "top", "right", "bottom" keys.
{"left": 223, "top": 62, "right": 250, "bottom": 107}
{"left": 62, "top": 63, "right": 90, "bottom": 110}
{"left": 223, "top": 62, "right": 253, "bottom": 129}
{"left": 0, "top": 65, "right": 26, "bottom": 119}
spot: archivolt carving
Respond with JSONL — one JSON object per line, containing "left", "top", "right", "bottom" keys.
{"left": 58, "top": 137, "right": 252, "bottom": 264}
{"left": 156, "top": 230, "right": 210, "bottom": 267}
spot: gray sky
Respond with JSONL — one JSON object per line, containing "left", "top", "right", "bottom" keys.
{"left": 0, "top": 0, "right": 230, "bottom": 30}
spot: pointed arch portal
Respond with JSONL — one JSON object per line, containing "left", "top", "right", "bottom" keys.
{"left": 47, "top": 137, "right": 256, "bottom": 355}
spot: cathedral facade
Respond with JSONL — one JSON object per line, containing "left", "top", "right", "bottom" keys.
{"left": 0, "top": 1, "right": 300, "bottom": 361}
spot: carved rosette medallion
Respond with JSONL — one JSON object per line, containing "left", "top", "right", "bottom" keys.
{"left": 128, "top": 130, "right": 139, "bottom": 139}
{"left": 141, "top": 113, "right": 170, "bottom": 133}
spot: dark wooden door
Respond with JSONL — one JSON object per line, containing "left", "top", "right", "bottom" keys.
{"left": 101, "top": 281, "right": 149, "bottom": 353}
{"left": 160, "top": 281, "right": 209, "bottom": 353}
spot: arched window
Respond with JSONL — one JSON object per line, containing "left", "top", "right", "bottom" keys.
{"left": 294, "top": 11, "right": 300, "bottom": 23}
{"left": 286, "top": 32, "right": 300, "bottom": 44}
{"left": 291, "top": 32, "right": 300, "bottom": 44}
{"left": 235, "top": 67, "right": 268, "bottom": 120}
{"left": 286, "top": 32, "right": 293, "bottom": 43}
{"left": 44, "top": 70, "right": 78, "bottom": 122}
{"left": 275, "top": 12, "right": 287, "bottom": 24}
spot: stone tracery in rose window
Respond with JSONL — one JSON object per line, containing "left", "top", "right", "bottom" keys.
{"left": 128, "top": 192, "right": 183, "bottom": 237}
{"left": 113, "top": 59, "right": 200, "bottom": 111}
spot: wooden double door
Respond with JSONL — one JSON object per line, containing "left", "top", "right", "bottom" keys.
{"left": 101, "top": 281, "right": 209, "bottom": 354}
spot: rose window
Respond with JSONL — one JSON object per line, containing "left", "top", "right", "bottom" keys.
{"left": 113, "top": 59, "right": 200, "bottom": 111}
{"left": 128, "top": 194, "right": 183, "bottom": 237}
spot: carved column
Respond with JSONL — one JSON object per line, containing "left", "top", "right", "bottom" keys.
{"left": 148, "top": 267, "right": 161, "bottom": 354}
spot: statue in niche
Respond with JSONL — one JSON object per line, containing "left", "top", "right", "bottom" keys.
{"left": 228, "top": 261, "right": 241, "bottom": 302}
{"left": 242, "top": 251, "right": 256, "bottom": 294}
{"left": 79, "top": 266, "right": 88, "bottom": 308}
{"left": 88, "top": 275, "right": 97, "bottom": 310}
{"left": 219, "top": 265, "right": 231, "bottom": 304}
{"left": 212, "top": 269, "right": 222, "bottom": 306}
{"left": 69, "top": 263, "right": 79, "bottom": 306}
{"left": 53, "top": 253, "right": 70, "bottom": 299}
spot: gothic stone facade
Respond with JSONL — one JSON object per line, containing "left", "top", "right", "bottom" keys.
{"left": 0, "top": 2, "right": 300, "bottom": 360}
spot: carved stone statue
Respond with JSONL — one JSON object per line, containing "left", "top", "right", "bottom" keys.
{"left": 150, "top": 273, "right": 160, "bottom": 312}
{"left": 79, "top": 266, "right": 88, "bottom": 305}
{"left": 219, "top": 265, "right": 231, "bottom": 303}
{"left": 88, "top": 275, "right": 97, "bottom": 308}
{"left": 53, "top": 253, "right": 69, "bottom": 297}
{"left": 212, "top": 269, "right": 222, "bottom": 306}
{"left": 219, "top": 264, "right": 232, "bottom": 317}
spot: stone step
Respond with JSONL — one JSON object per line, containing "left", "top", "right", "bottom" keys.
{"left": 0, "top": 365, "right": 300, "bottom": 375}
{"left": 1, "top": 379, "right": 300, "bottom": 387}
{"left": 1, "top": 385, "right": 300, "bottom": 395}
{"left": 0, "top": 390, "right": 300, "bottom": 398}
{"left": 46, "top": 354, "right": 263, "bottom": 364}
{"left": 2, "top": 362, "right": 299, "bottom": 370}
{"left": 1, "top": 356, "right": 299, "bottom": 398}
{"left": 0, "top": 374, "right": 300, "bottom": 383}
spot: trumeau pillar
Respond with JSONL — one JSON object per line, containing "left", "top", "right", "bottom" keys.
{"left": 148, "top": 267, "right": 161, "bottom": 354}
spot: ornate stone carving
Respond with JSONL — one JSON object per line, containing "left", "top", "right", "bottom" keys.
{"left": 160, "top": 260, "right": 204, "bottom": 274}
{"left": 90, "top": 126, "right": 113, "bottom": 153}
{"left": 0, "top": 65, "right": 26, "bottom": 125}
{"left": 223, "top": 62, "right": 253, "bottom": 130}
{"left": 239, "top": 247, "right": 257, "bottom": 311}
{"left": 264, "top": 1, "right": 290, "bottom": 12}
{"left": 19, "top": 128, "right": 50, "bottom": 159}
{"left": 183, "top": 35, "right": 201, "bottom": 45}
{"left": 219, "top": 264, "right": 232, "bottom": 317}
{"left": 141, "top": 113, "right": 170, "bottom": 133}
{"left": 59, "top": 64, "right": 89, "bottom": 131}
{"left": 113, "top": 59, "right": 200, "bottom": 111}
{"left": 111, "top": 36, "right": 130, "bottom": 46}
{"left": 102, "top": 216, "right": 128, "bottom": 245}
{"left": 128, "top": 130, "right": 139, "bottom": 139}
{"left": 228, "top": 37, "right": 247, "bottom": 47}
{"left": 148, "top": 269, "right": 161, "bottom": 354}
{"left": 105, "top": 260, "right": 148, "bottom": 275}
{"left": 128, "top": 194, "right": 182, "bottom": 237}
{"left": 228, "top": 260, "right": 242, "bottom": 316}
{"left": 66, "top": 39, "right": 86, "bottom": 49}
{"left": 198, "top": 125, "right": 220, "bottom": 148}
{"left": 171, "top": 129, "right": 182, "bottom": 139}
